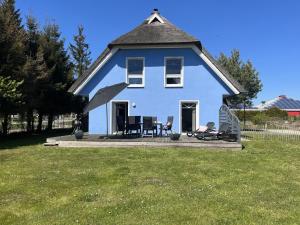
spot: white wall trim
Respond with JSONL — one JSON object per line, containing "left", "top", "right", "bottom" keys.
{"left": 191, "top": 46, "right": 240, "bottom": 95}
{"left": 164, "top": 57, "right": 184, "bottom": 88}
{"left": 74, "top": 47, "right": 118, "bottom": 95}
{"left": 179, "top": 100, "right": 200, "bottom": 133}
{"left": 110, "top": 100, "right": 130, "bottom": 134}
{"left": 126, "top": 57, "right": 145, "bottom": 88}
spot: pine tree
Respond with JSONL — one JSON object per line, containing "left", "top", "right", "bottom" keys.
{"left": 217, "top": 50, "right": 262, "bottom": 106}
{"left": 69, "top": 25, "right": 91, "bottom": 78}
{"left": 39, "top": 23, "right": 73, "bottom": 130}
{"left": 23, "top": 16, "right": 41, "bottom": 132}
{"left": 0, "top": 0, "right": 26, "bottom": 135}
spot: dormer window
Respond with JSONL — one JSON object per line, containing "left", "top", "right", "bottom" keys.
{"left": 126, "top": 57, "right": 145, "bottom": 87}
{"left": 165, "top": 57, "right": 184, "bottom": 87}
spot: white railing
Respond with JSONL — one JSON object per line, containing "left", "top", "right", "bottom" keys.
{"left": 219, "top": 104, "right": 241, "bottom": 142}
{"left": 241, "top": 122, "right": 300, "bottom": 142}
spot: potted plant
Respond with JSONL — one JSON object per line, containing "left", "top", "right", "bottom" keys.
{"left": 73, "top": 118, "right": 83, "bottom": 140}
{"left": 74, "top": 129, "right": 84, "bottom": 140}
{"left": 169, "top": 132, "right": 180, "bottom": 141}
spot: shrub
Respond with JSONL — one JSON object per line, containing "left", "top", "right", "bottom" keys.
{"left": 265, "top": 107, "right": 288, "bottom": 120}
{"left": 252, "top": 113, "right": 270, "bottom": 125}
{"left": 233, "top": 107, "right": 287, "bottom": 124}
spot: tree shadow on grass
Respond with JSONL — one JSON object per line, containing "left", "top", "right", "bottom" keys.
{"left": 0, "top": 129, "right": 72, "bottom": 150}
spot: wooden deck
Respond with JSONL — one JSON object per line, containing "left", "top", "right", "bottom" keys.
{"left": 46, "top": 134, "right": 242, "bottom": 149}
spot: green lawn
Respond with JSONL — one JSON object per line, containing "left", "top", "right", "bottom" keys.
{"left": 0, "top": 135, "right": 299, "bottom": 225}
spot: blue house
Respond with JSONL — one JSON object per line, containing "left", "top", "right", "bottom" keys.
{"left": 69, "top": 9, "right": 245, "bottom": 135}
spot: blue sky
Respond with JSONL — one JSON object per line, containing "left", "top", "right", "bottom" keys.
{"left": 16, "top": 0, "right": 300, "bottom": 104}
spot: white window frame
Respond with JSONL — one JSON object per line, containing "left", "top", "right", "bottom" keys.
{"left": 126, "top": 57, "right": 145, "bottom": 88}
{"left": 164, "top": 57, "right": 184, "bottom": 87}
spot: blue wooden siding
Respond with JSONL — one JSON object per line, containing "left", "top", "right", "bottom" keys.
{"left": 79, "top": 48, "right": 232, "bottom": 134}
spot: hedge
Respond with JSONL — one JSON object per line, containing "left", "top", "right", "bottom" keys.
{"left": 233, "top": 107, "right": 288, "bottom": 125}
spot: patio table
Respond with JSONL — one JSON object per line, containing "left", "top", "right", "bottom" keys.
{"left": 139, "top": 121, "right": 163, "bottom": 137}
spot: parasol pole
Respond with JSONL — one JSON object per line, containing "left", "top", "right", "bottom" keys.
{"left": 106, "top": 102, "right": 108, "bottom": 137}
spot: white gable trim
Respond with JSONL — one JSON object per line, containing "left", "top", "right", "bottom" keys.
{"left": 147, "top": 13, "right": 165, "bottom": 24}
{"left": 73, "top": 44, "right": 240, "bottom": 95}
{"left": 191, "top": 46, "right": 240, "bottom": 95}
{"left": 74, "top": 47, "right": 119, "bottom": 95}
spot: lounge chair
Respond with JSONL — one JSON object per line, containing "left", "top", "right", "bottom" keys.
{"left": 195, "top": 122, "right": 235, "bottom": 141}
{"left": 187, "top": 122, "right": 215, "bottom": 137}
{"left": 142, "top": 116, "right": 157, "bottom": 137}
{"left": 162, "top": 116, "right": 173, "bottom": 136}
{"left": 126, "top": 116, "right": 141, "bottom": 135}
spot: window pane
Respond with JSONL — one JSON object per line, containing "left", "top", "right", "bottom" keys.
{"left": 128, "top": 77, "right": 143, "bottom": 85}
{"left": 128, "top": 59, "right": 143, "bottom": 74}
{"left": 166, "top": 77, "right": 181, "bottom": 85}
{"left": 166, "top": 58, "right": 182, "bottom": 74}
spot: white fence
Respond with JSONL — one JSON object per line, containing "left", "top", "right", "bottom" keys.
{"left": 241, "top": 122, "right": 300, "bottom": 141}
{"left": 7, "top": 114, "right": 75, "bottom": 134}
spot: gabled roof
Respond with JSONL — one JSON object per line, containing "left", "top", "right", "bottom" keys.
{"left": 255, "top": 96, "right": 300, "bottom": 110}
{"left": 69, "top": 9, "right": 246, "bottom": 95}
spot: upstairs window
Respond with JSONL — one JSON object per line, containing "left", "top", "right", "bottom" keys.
{"left": 126, "top": 58, "right": 144, "bottom": 87}
{"left": 165, "top": 57, "right": 183, "bottom": 87}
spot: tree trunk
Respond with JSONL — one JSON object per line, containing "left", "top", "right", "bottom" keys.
{"left": 1, "top": 113, "right": 9, "bottom": 136}
{"left": 47, "top": 113, "right": 53, "bottom": 131}
{"left": 26, "top": 109, "right": 33, "bottom": 133}
{"left": 37, "top": 112, "right": 43, "bottom": 133}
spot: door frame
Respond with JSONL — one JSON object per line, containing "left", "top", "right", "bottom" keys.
{"left": 179, "top": 100, "right": 199, "bottom": 134}
{"left": 110, "top": 100, "right": 130, "bottom": 134}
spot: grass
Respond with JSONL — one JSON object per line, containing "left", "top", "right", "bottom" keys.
{"left": 0, "top": 135, "right": 299, "bottom": 225}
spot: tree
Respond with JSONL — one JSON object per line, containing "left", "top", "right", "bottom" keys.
{"left": 69, "top": 25, "right": 91, "bottom": 78}
{"left": 69, "top": 25, "right": 91, "bottom": 126}
{"left": 39, "top": 23, "right": 73, "bottom": 130}
{"left": 217, "top": 50, "right": 262, "bottom": 106}
{"left": 0, "top": 0, "right": 26, "bottom": 135}
{"left": 0, "top": 76, "right": 23, "bottom": 108}
{"left": 22, "top": 16, "right": 41, "bottom": 132}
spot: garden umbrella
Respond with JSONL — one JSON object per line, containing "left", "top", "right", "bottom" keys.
{"left": 83, "top": 82, "right": 129, "bottom": 136}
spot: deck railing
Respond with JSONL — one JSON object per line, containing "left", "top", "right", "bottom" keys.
{"left": 219, "top": 104, "right": 241, "bottom": 142}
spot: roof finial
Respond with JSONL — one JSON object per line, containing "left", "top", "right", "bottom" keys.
{"left": 152, "top": 8, "right": 159, "bottom": 14}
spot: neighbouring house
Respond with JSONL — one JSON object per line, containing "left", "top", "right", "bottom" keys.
{"left": 255, "top": 95, "right": 300, "bottom": 117}
{"left": 68, "top": 9, "right": 245, "bottom": 134}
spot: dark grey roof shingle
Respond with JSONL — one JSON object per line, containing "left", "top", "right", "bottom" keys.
{"left": 109, "top": 16, "right": 200, "bottom": 47}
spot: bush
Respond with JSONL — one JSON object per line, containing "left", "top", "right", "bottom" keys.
{"left": 252, "top": 113, "right": 270, "bottom": 125}
{"left": 265, "top": 107, "right": 288, "bottom": 120}
{"left": 233, "top": 107, "right": 288, "bottom": 124}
